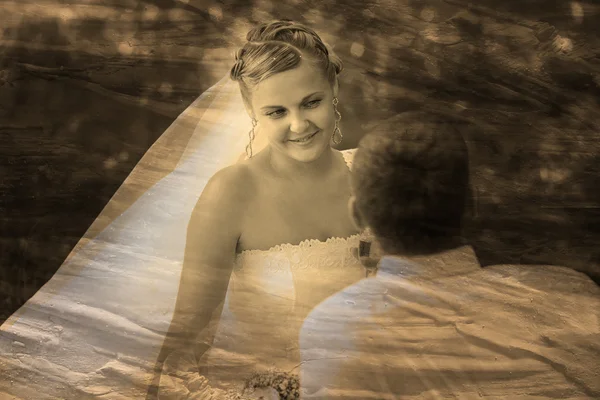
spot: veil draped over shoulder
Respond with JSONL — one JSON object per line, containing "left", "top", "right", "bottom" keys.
{"left": 0, "top": 75, "right": 255, "bottom": 398}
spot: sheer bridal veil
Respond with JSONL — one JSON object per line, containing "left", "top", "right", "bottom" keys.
{"left": 0, "top": 74, "right": 256, "bottom": 397}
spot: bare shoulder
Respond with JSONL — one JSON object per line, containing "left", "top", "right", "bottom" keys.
{"left": 194, "top": 163, "right": 255, "bottom": 220}
{"left": 206, "top": 163, "right": 252, "bottom": 196}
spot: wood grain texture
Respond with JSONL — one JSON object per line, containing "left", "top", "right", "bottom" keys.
{"left": 0, "top": 1, "right": 599, "bottom": 397}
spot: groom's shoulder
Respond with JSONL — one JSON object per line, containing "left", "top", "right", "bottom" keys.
{"left": 302, "top": 278, "right": 381, "bottom": 332}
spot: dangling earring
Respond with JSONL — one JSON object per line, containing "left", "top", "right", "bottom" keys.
{"left": 332, "top": 97, "right": 343, "bottom": 145}
{"left": 246, "top": 118, "right": 257, "bottom": 159}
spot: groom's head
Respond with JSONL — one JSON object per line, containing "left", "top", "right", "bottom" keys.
{"left": 349, "top": 115, "right": 471, "bottom": 256}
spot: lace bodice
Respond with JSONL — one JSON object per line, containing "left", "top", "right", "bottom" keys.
{"left": 229, "top": 234, "right": 362, "bottom": 316}
{"left": 235, "top": 235, "right": 359, "bottom": 271}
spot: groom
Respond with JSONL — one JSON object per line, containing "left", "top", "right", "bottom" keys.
{"left": 298, "top": 116, "right": 600, "bottom": 399}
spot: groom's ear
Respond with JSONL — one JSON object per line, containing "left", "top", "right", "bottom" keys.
{"left": 348, "top": 195, "right": 365, "bottom": 230}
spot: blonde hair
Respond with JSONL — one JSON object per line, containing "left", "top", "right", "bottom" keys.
{"left": 230, "top": 20, "right": 343, "bottom": 106}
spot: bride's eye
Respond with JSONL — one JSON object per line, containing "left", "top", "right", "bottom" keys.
{"left": 305, "top": 99, "right": 322, "bottom": 108}
{"left": 266, "top": 109, "right": 286, "bottom": 118}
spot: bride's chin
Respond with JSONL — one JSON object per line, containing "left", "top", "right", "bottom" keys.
{"left": 289, "top": 146, "right": 330, "bottom": 163}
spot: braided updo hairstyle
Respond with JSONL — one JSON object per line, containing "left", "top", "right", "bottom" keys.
{"left": 230, "top": 20, "right": 343, "bottom": 107}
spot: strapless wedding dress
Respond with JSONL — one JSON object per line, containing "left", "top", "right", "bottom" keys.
{"left": 159, "top": 149, "right": 366, "bottom": 399}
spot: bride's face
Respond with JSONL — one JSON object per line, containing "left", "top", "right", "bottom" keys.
{"left": 248, "top": 60, "right": 337, "bottom": 163}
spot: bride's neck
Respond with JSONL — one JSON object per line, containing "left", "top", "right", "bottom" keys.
{"left": 267, "top": 147, "right": 336, "bottom": 181}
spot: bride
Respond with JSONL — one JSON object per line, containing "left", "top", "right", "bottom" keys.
{"left": 0, "top": 19, "right": 370, "bottom": 400}
{"left": 153, "top": 20, "right": 368, "bottom": 399}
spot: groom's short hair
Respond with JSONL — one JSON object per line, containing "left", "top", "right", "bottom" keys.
{"left": 352, "top": 114, "right": 471, "bottom": 256}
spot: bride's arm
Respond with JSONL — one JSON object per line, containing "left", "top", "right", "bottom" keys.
{"left": 147, "top": 165, "right": 249, "bottom": 395}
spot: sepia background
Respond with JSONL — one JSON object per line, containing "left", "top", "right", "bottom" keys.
{"left": 1, "top": 0, "right": 599, "bottom": 323}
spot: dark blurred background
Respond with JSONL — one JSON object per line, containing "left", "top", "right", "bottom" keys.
{"left": 1, "top": 0, "right": 599, "bottom": 323}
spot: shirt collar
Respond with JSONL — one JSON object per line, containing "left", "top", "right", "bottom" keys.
{"left": 377, "top": 245, "right": 481, "bottom": 280}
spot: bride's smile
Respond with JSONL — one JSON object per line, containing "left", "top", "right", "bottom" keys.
{"left": 287, "top": 129, "right": 320, "bottom": 144}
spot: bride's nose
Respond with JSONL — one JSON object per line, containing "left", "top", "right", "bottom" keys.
{"left": 289, "top": 112, "right": 309, "bottom": 133}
